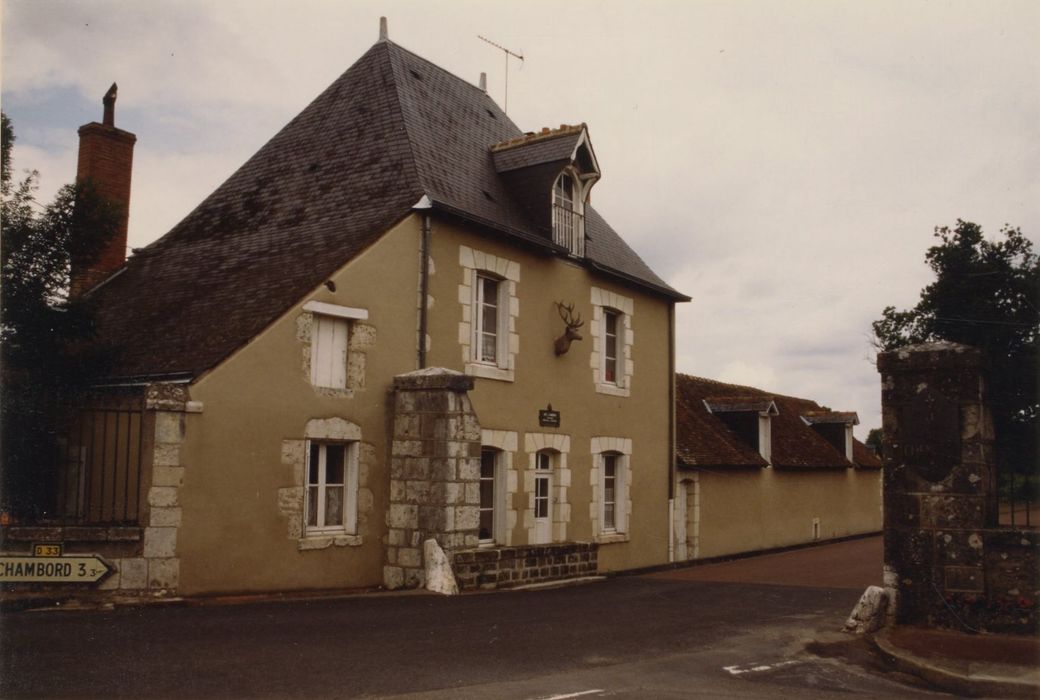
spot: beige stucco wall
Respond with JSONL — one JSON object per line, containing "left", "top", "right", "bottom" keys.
{"left": 424, "top": 217, "right": 674, "bottom": 574}
{"left": 175, "top": 212, "right": 676, "bottom": 595}
{"left": 177, "top": 216, "right": 422, "bottom": 595}
{"left": 683, "top": 467, "right": 881, "bottom": 560}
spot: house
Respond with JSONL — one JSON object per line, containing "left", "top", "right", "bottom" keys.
{"left": 6, "top": 21, "right": 688, "bottom": 596}
{"left": 672, "top": 374, "right": 882, "bottom": 561}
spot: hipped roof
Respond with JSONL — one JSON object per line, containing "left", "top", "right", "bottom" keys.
{"left": 676, "top": 374, "right": 881, "bottom": 470}
{"left": 90, "top": 39, "right": 685, "bottom": 381}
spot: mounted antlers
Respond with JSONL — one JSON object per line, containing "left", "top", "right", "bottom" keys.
{"left": 554, "top": 301, "right": 584, "bottom": 356}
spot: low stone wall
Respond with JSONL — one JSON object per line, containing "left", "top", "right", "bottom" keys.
{"left": 452, "top": 542, "right": 598, "bottom": 590}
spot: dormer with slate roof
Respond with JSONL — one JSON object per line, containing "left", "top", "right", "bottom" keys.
{"left": 490, "top": 124, "right": 601, "bottom": 257}
{"left": 801, "top": 411, "right": 860, "bottom": 461}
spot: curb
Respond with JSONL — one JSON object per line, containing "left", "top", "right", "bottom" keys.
{"left": 873, "top": 631, "right": 1040, "bottom": 698}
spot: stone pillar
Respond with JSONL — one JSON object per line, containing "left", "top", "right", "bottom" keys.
{"left": 384, "top": 368, "right": 481, "bottom": 590}
{"left": 877, "top": 341, "right": 996, "bottom": 627}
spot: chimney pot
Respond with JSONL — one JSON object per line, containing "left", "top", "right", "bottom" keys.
{"left": 103, "top": 83, "right": 118, "bottom": 127}
{"left": 379, "top": 17, "right": 388, "bottom": 41}
{"left": 479, "top": 72, "right": 487, "bottom": 92}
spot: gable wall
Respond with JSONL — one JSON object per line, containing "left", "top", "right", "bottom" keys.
{"left": 175, "top": 216, "right": 422, "bottom": 595}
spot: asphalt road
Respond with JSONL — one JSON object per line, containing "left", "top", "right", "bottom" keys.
{"left": 1, "top": 536, "right": 942, "bottom": 699}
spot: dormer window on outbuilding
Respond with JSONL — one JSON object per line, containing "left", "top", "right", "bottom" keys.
{"left": 801, "top": 411, "right": 859, "bottom": 462}
{"left": 490, "top": 124, "right": 601, "bottom": 258}
{"left": 703, "top": 397, "right": 779, "bottom": 463}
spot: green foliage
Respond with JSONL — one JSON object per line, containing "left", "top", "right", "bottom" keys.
{"left": 1, "top": 112, "right": 122, "bottom": 518}
{"left": 865, "top": 428, "right": 883, "bottom": 456}
{"left": 873, "top": 220, "right": 1039, "bottom": 479}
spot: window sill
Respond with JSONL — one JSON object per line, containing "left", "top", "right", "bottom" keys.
{"left": 311, "top": 385, "right": 355, "bottom": 399}
{"left": 596, "top": 532, "right": 629, "bottom": 544}
{"left": 298, "top": 534, "right": 362, "bottom": 550}
{"left": 595, "top": 383, "right": 630, "bottom": 398}
{"left": 466, "top": 363, "right": 514, "bottom": 383}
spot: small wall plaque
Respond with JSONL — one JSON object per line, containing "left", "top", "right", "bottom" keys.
{"left": 539, "top": 403, "right": 561, "bottom": 428}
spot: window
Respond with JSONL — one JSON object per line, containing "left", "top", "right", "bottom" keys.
{"left": 305, "top": 442, "right": 358, "bottom": 535}
{"left": 603, "top": 310, "right": 619, "bottom": 384}
{"left": 458, "top": 246, "right": 520, "bottom": 382}
{"left": 602, "top": 452, "right": 619, "bottom": 532}
{"left": 474, "top": 274, "right": 500, "bottom": 364}
{"left": 552, "top": 172, "right": 584, "bottom": 257}
{"left": 591, "top": 288, "right": 633, "bottom": 396}
{"left": 479, "top": 448, "right": 499, "bottom": 543}
{"left": 310, "top": 315, "right": 348, "bottom": 388}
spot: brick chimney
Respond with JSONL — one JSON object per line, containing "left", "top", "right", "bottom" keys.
{"left": 71, "top": 83, "right": 136, "bottom": 296}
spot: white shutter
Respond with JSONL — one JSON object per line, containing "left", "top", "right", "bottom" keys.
{"left": 311, "top": 315, "right": 348, "bottom": 388}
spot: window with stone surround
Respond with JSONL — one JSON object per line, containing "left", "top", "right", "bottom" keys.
{"left": 590, "top": 287, "right": 633, "bottom": 397}
{"left": 278, "top": 417, "right": 373, "bottom": 550}
{"left": 459, "top": 246, "right": 519, "bottom": 382}
{"left": 480, "top": 428, "right": 518, "bottom": 546}
{"left": 297, "top": 301, "right": 374, "bottom": 397}
{"left": 305, "top": 441, "right": 359, "bottom": 536}
{"left": 590, "top": 436, "right": 632, "bottom": 543}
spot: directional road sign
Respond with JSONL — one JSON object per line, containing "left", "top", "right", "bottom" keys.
{"left": 0, "top": 554, "right": 114, "bottom": 584}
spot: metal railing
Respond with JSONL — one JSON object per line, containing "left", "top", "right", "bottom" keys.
{"left": 552, "top": 204, "right": 585, "bottom": 257}
{"left": 56, "top": 408, "right": 146, "bottom": 526}
{"left": 999, "top": 470, "right": 1038, "bottom": 529}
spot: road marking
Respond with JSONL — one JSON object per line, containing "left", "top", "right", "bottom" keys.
{"left": 531, "top": 690, "right": 605, "bottom": 700}
{"left": 723, "top": 659, "right": 802, "bottom": 676}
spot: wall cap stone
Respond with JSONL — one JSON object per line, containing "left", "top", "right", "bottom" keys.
{"left": 877, "top": 341, "right": 985, "bottom": 373}
{"left": 393, "top": 367, "right": 474, "bottom": 392}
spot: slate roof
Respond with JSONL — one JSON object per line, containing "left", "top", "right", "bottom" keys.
{"left": 90, "top": 39, "right": 685, "bottom": 381}
{"left": 490, "top": 126, "right": 585, "bottom": 172}
{"left": 676, "top": 374, "right": 882, "bottom": 470}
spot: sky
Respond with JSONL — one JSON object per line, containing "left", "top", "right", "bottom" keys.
{"left": 3, "top": 0, "right": 1038, "bottom": 436}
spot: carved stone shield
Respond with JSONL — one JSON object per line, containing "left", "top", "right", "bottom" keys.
{"left": 899, "top": 386, "right": 960, "bottom": 483}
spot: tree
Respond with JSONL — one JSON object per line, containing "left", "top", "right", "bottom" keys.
{"left": 865, "top": 428, "right": 883, "bottom": 457}
{"left": 872, "top": 219, "right": 1039, "bottom": 491}
{"left": 1, "top": 112, "right": 122, "bottom": 519}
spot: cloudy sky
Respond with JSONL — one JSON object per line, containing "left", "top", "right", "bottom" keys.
{"left": 3, "top": 0, "right": 1038, "bottom": 435}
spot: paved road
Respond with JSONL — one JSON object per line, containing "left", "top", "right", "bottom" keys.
{"left": 1, "top": 536, "right": 941, "bottom": 699}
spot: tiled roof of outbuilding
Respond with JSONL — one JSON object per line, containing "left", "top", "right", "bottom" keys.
{"left": 90, "top": 40, "right": 685, "bottom": 381}
{"left": 676, "top": 374, "right": 881, "bottom": 470}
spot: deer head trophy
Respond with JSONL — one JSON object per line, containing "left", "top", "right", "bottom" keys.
{"left": 554, "top": 301, "right": 584, "bottom": 356}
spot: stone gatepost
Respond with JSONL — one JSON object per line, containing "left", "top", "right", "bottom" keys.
{"left": 877, "top": 341, "right": 996, "bottom": 627}
{"left": 383, "top": 368, "right": 481, "bottom": 590}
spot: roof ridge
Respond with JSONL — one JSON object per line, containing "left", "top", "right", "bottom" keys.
{"left": 384, "top": 39, "right": 502, "bottom": 102}
{"left": 677, "top": 373, "right": 825, "bottom": 406}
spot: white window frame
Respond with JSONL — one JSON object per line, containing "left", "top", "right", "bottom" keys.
{"left": 473, "top": 273, "right": 503, "bottom": 366}
{"left": 478, "top": 447, "right": 507, "bottom": 546}
{"left": 603, "top": 309, "right": 620, "bottom": 386}
{"left": 304, "top": 440, "right": 359, "bottom": 536}
{"left": 532, "top": 450, "right": 554, "bottom": 544}
{"left": 458, "top": 246, "right": 520, "bottom": 383}
{"left": 551, "top": 169, "right": 586, "bottom": 257}
{"left": 590, "top": 436, "right": 632, "bottom": 543}
{"left": 600, "top": 451, "right": 625, "bottom": 534}
{"left": 591, "top": 287, "right": 634, "bottom": 397}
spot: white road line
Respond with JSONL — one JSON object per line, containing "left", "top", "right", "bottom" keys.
{"left": 531, "top": 690, "right": 605, "bottom": 700}
{"left": 723, "top": 659, "right": 803, "bottom": 676}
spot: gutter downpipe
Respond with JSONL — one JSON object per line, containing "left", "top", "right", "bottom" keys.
{"left": 668, "top": 300, "right": 676, "bottom": 563}
{"left": 418, "top": 212, "right": 431, "bottom": 369}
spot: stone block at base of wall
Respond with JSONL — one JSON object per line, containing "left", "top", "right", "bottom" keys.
{"left": 452, "top": 542, "right": 599, "bottom": 590}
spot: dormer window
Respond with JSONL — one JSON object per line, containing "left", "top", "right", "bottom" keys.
{"left": 704, "top": 397, "right": 779, "bottom": 463}
{"left": 801, "top": 412, "right": 859, "bottom": 461}
{"left": 552, "top": 172, "right": 584, "bottom": 257}
{"left": 490, "top": 124, "right": 601, "bottom": 260}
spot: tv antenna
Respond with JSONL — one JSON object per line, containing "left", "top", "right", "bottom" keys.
{"left": 478, "top": 34, "right": 523, "bottom": 114}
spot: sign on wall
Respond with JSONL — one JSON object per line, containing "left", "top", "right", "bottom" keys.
{"left": 0, "top": 543, "right": 113, "bottom": 584}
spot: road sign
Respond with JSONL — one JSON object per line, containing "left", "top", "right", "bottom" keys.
{"left": 0, "top": 554, "right": 113, "bottom": 584}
